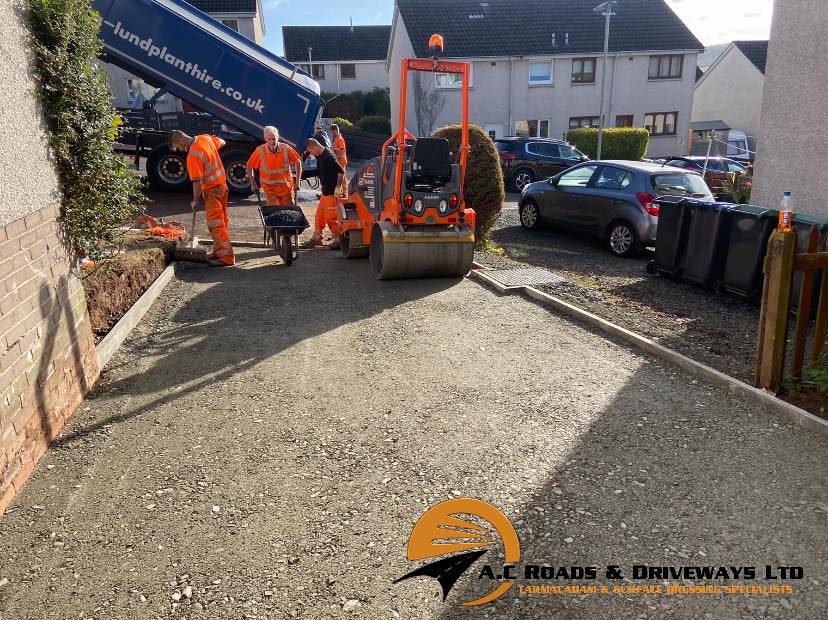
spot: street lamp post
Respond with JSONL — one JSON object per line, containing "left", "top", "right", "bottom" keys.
{"left": 593, "top": 0, "right": 617, "bottom": 161}
{"left": 308, "top": 46, "right": 313, "bottom": 75}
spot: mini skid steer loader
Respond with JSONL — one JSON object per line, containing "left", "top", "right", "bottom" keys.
{"left": 336, "top": 35, "right": 477, "bottom": 280}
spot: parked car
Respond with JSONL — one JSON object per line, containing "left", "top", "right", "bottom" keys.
{"left": 518, "top": 160, "right": 714, "bottom": 257}
{"left": 496, "top": 137, "right": 589, "bottom": 192}
{"left": 659, "top": 155, "right": 751, "bottom": 196}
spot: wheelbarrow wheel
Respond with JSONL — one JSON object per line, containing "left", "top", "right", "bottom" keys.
{"left": 278, "top": 232, "right": 293, "bottom": 266}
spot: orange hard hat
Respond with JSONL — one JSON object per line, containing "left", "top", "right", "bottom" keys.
{"left": 428, "top": 34, "right": 444, "bottom": 52}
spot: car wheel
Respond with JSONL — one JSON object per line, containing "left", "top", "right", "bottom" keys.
{"left": 512, "top": 168, "right": 535, "bottom": 192}
{"left": 519, "top": 199, "right": 541, "bottom": 230}
{"left": 607, "top": 220, "right": 639, "bottom": 257}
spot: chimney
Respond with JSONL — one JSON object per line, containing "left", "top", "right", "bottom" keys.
{"left": 551, "top": 32, "right": 556, "bottom": 46}
{"left": 350, "top": 17, "right": 354, "bottom": 32}
{"left": 565, "top": 32, "right": 569, "bottom": 46}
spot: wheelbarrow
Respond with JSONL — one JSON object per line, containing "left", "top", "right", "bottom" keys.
{"left": 255, "top": 190, "right": 309, "bottom": 266}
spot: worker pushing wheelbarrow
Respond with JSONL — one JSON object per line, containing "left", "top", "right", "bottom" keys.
{"left": 255, "top": 189, "right": 309, "bottom": 266}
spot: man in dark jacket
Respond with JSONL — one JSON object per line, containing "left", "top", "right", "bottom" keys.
{"left": 302, "top": 139, "right": 345, "bottom": 249}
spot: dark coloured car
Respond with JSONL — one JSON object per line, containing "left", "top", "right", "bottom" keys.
{"left": 518, "top": 160, "right": 713, "bottom": 257}
{"left": 660, "top": 156, "right": 751, "bottom": 195}
{"left": 496, "top": 137, "right": 589, "bottom": 192}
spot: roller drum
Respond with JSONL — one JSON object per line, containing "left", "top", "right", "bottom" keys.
{"left": 369, "top": 222, "right": 475, "bottom": 280}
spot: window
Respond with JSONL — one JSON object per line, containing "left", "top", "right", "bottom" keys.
{"left": 558, "top": 144, "right": 583, "bottom": 161}
{"left": 557, "top": 165, "right": 599, "bottom": 188}
{"left": 652, "top": 173, "right": 712, "bottom": 199}
{"left": 569, "top": 116, "right": 600, "bottom": 129}
{"left": 310, "top": 64, "right": 325, "bottom": 79}
{"left": 648, "top": 54, "right": 683, "bottom": 80}
{"left": 571, "top": 58, "right": 596, "bottom": 83}
{"left": 615, "top": 115, "right": 633, "bottom": 128}
{"left": 515, "top": 119, "right": 550, "bottom": 138}
{"left": 529, "top": 62, "right": 552, "bottom": 84}
{"left": 594, "top": 167, "right": 633, "bottom": 190}
{"left": 220, "top": 19, "right": 239, "bottom": 32}
{"left": 644, "top": 111, "right": 677, "bottom": 136}
{"left": 726, "top": 160, "right": 747, "bottom": 173}
{"left": 527, "top": 142, "right": 560, "bottom": 157}
{"left": 340, "top": 64, "right": 356, "bottom": 79}
{"left": 435, "top": 66, "right": 469, "bottom": 88}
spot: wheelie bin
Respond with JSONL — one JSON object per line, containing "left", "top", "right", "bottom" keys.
{"left": 720, "top": 204, "right": 776, "bottom": 303}
{"left": 681, "top": 200, "right": 738, "bottom": 288}
{"left": 646, "top": 196, "right": 692, "bottom": 280}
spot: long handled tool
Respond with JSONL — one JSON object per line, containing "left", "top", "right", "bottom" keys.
{"left": 172, "top": 208, "right": 210, "bottom": 263}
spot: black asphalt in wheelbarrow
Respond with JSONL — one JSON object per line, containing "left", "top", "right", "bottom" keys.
{"left": 256, "top": 196, "right": 310, "bottom": 267}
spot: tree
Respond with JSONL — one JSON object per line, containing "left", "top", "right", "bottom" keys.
{"left": 412, "top": 72, "right": 445, "bottom": 137}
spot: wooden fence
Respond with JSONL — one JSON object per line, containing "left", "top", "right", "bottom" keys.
{"left": 755, "top": 225, "right": 828, "bottom": 392}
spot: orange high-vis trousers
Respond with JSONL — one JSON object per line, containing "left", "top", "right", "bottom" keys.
{"left": 263, "top": 184, "right": 294, "bottom": 206}
{"left": 312, "top": 194, "right": 341, "bottom": 241}
{"left": 203, "top": 184, "right": 235, "bottom": 265}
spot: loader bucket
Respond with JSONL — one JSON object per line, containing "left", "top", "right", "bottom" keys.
{"left": 369, "top": 222, "right": 475, "bottom": 280}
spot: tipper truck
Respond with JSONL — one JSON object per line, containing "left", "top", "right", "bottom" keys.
{"left": 93, "top": 0, "right": 322, "bottom": 195}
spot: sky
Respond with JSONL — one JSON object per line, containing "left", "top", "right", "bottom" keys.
{"left": 262, "top": 0, "right": 774, "bottom": 56}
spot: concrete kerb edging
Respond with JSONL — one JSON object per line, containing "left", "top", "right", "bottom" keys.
{"left": 95, "top": 263, "right": 175, "bottom": 369}
{"left": 469, "top": 262, "right": 828, "bottom": 437}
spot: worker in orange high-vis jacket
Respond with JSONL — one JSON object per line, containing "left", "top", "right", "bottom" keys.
{"left": 245, "top": 126, "right": 302, "bottom": 206}
{"left": 330, "top": 124, "right": 348, "bottom": 196}
{"left": 302, "top": 139, "right": 345, "bottom": 249}
{"left": 169, "top": 130, "right": 235, "bottom": 266}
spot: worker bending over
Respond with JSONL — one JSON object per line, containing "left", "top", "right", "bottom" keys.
{"left": 246, "top": 126, "right": 302, "bottom": 205}
{"left": 303, "top": 138, "right": 345, "bottom": 249}
{"left": 330, "top": 124, "right": 348, "bottom": 195}
{"left": 169, "top": 130, "right": 235, "bottom": 266}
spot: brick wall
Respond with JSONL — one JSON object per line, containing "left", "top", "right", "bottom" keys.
{"left": 0, "top": 205, "right": 100, "bottom": 514}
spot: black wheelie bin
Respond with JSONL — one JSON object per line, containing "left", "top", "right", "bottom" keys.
{"left": 646, "top": 196, "right": 692, "bottom": 280}
{"left": 720, "top": 204, "right": 776, "bottom": 303}
{"left": 681, "top": 200, "right": 737, "bottom": 288}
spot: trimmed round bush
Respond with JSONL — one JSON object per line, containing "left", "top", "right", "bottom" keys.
{"left": 332, "top": 117, "right": 353, "bottom": 127}
{"left": 432, "top": 124, "right": 504, "bottom": 246}
{"left": 358, "top": 115, "right": 392, "bottom": 136}
{"left": 565, "top": 127, "right": 650, "bottom": 160}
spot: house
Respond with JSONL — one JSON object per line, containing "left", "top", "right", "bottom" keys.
{"left": 101, "top": 0, "right": 266, "bottom": 112}
{"left": 282, "top": 25, "right": 391, "bottom": 94}
{"left": 752, "top": 0, "right": 827, "bottom": 216}
{"left": 387, "top": 0, "right": 703, "bottom": 157}
{"left": 691, "top": 41, "right": 768, "bottom": 158}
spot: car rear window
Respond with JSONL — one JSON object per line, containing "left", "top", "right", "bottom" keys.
{"left": 495, "top": 142, "right": 514, "bottom": 153}
{"left": 652, "top": 173, "right": 712, "bottom": 198}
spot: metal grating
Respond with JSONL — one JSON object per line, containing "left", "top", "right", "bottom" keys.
{"left": 482, "top": 267, "right": 565, "bottom": 289}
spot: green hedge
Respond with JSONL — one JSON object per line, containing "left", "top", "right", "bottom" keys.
{"left": 565, "top": 127, "right": 650, "bottom": 160}
{"left": 358, "top": 115, "right": 392, "bottom": 136}
{"left": 432, "top": 124, "right": 504, "bottom": 246}
{"left": 28, "top": 0, "right": 143, "bottom": 260}
{"left": 331, "top": 117, "right": 353, "bottom": 127}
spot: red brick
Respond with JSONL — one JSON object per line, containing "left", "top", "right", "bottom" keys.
{"left": 0, "top": 477, "right": 18, "bottom": 515}
{"left": 3, "top": 218, "right": 26, "bottom": 239}
{"left": 12, "top": 456, "right": 35, "bottom": 493}
{"left": 0, "top": 238, "right": 21, "bottom": 262}
{"left": 11, "top": 401, "right": 35, "bottom": 435}
{"left": 23, "top": 211, "right": 42, "bottom": 231}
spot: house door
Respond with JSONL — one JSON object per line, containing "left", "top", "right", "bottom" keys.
{"left": 484, "top": 125, "right": 503, "bottom": 140}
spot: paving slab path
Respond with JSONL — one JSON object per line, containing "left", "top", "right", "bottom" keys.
{"left": 0, "top": 248, "right": 825, "bottom": 619}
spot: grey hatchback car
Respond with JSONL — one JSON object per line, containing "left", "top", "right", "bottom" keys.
{"left": 518, "top": 160, "right": 713, "bottom": 257}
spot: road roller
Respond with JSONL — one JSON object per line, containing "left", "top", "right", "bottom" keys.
{"left": 336, "top": 35, "right": 477, "bottom": 280}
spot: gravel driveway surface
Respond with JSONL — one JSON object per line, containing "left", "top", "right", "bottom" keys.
{"left": 0, "top": 248, "right": 824, "bottom": 619}
{"left": 478, "top": 196, "right": 761, "bottom": 383}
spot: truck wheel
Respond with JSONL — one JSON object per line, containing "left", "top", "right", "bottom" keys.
{"left": 221, "top": 149, "right": 252, "bottom": 196}
{"left": 146, "top": 146, "right": 190, "bottom": 192}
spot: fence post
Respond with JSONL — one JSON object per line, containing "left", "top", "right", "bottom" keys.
{"left": 754, "top": 229, "right": 796, "bottom": 392}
